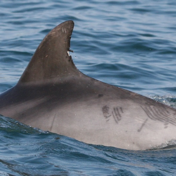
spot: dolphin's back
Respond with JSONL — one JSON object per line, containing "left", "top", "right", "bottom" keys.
{"left": 0, "top": 21, "right": 176, "bottom": 150}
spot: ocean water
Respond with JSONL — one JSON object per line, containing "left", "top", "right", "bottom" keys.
{"left": 0, "top": 0, "right": 176, "bottom": 175}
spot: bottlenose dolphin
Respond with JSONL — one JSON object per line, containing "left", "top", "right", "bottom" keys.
{"left": 0, "top": 20, "right": 176, "bottom": 150}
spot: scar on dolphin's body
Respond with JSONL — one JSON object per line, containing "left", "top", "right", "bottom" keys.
{"left": 1, "top": 20, "right": 176, "bottom": 150}
{"left": 141, "top": 105, "right": 176, "bottom": 126}
{"left": 138, "top": 118, "right": 148, "bottom": 132}
{"left": 102, "top": 106, "right": 123, "bottom": 123}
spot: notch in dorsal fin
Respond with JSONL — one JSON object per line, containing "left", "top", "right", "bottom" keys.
{"left": 18, "top": 20, "right": 79, "bottom": 85}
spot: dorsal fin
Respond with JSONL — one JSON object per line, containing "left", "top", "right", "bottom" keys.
{"left": 18, "top": 20, "right": 79, "bottom": 85}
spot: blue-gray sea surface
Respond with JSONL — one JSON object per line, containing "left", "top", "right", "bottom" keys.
{"left": 0, "top": 0, "right": 176, "bottom": 175}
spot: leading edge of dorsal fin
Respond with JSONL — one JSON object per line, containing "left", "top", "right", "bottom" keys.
{"left": 18, "top": 20, "right": 79, "bottom": 85}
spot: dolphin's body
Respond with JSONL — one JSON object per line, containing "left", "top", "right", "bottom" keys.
{"left": 0, "top": 21, "right": 176, "bottom": 150}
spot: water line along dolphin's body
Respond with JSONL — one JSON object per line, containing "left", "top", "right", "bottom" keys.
{"left": 0, "top": 21, "right": 176, "bottom": 150}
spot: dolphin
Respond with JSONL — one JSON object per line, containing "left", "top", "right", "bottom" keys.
{"left": 0, "top": 20, "right": 176, "bottom": 150}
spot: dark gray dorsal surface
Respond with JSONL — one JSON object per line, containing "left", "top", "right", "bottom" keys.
{"left": 18, "top": 20, "right": 79, "bottom": 85}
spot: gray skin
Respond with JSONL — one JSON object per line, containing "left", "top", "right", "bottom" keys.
{"left": 0, "top": 21, "right": 176, "bottom": 150}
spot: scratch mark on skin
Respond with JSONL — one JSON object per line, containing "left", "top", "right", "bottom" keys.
{"left": 138, "top": 118, "right": 148, "bottom": 132}
{"left": 62, "top": 28, "right": 67, "bottom": 33}
{"left": 50, "top": 114, "right": 56, "bottom": 131}
{"left": 112, "top": 107, "right": 122, "bottom": 124}
{"left": 112, "top": 110, "right": 118, "bottom": 123}
{"left": 141, "top": 105, "right": 176, "bottom": 126}
{"left": 102, "top": 106, "right": 123, "bottom": 123}
{"left": 102, "top": 105, "right": 111, "bottom": 121}
{"left": 120, "top": 107, "right": 123, "bottom": 113}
